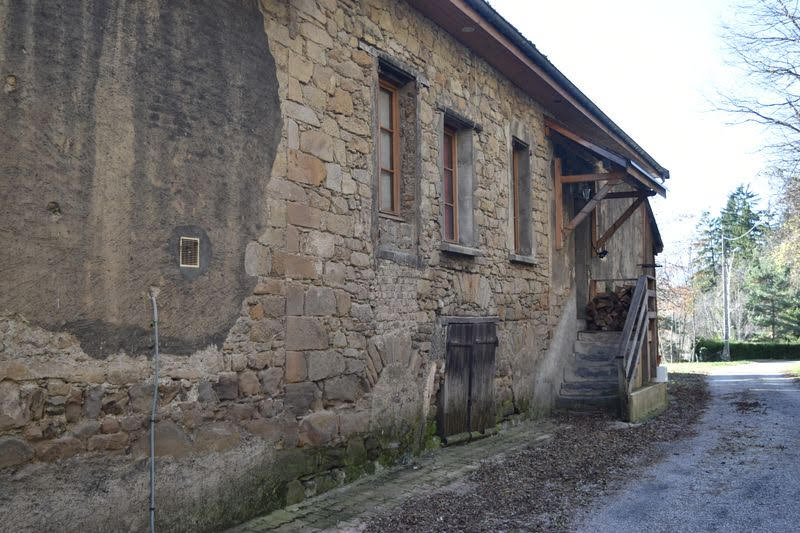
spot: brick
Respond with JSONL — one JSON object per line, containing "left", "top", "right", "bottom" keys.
{"left": 286, "top": 317, "right": 329, "bottom": 350}
{"left": 0, "top": 381, "right": 25, "bottom": 430}
{"left": 323, "top": 375, "right": 365, "bottom": 403}
{"left": 194, "top": 422, "right": 241, "bottom": 454}
{"left": 214, "top": 372, "right": 238, "bottom": 400}
{"left": 300, "top": 130, "right": 334, "bottom": 162}
{"left": 152, "top": 422, "right": 191, "bottom": 458}
{"left": 253, "top": 279, "right": 283, "bottom": 295}
{"left": 288, "top": 55, "right": 313, "bottom": 83}
{"left": 306, "top": 350, "right": 345, "bottom": 381}
{"left": 272, "top": 252, "right": 319, "bottom": 280}
{"left": 287, "top": 202, "right": 322, "bottom": 228}
{"left": 239, "top": 371, "right": 261, "bottom": 396}
{"left": 288, "top": 149, "right": 326, "bottom": 185}
{"left": 305, "top": 286, "right": 336, "bottom": 316}
{"left": 339, "top": 410, "right": 371, "bottom": 436}
{"left": 306, "top": 231, "right": 336, "bottom": 258}
{"left": 298, "top": 410, "right": 339, "bottom": 447}
{"left": 0, "top": 437, "right": 33, "bottom": 468}
{"left": 284, "top": 382, "right": 321, "bottom": 416}
{"left": 285, "top": 352, "right": 308, "bottom": 383}
{"left": 335, "top": 290, "right": 351, "bottom": 316}
{"left": 286, "top": 284, "right": 305, "bottom": 315}
{"left": 35, "top": 437, "right": 83, "bottom": 462}
{"left": 328, "top": 88, "right": 353, "bottom": 115}
{"left": 87, "top": 432, "right": 128, "bottom": 451}
{"left": 260, "top": 367, "right": 283, "bottom": 396}
{"left": 350, "top": 252, "right": 370, "bottom": 267}
{"left": 100, "top": 417, "right": 120, "bottom": 434}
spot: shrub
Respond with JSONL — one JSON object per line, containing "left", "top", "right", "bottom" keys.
{"left": 694, "top": 338, "right": 800, "bottom": 360}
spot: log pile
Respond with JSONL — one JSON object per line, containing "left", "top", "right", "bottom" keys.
{"left": 586, "top": 286, "right": 632, "bottom": 331}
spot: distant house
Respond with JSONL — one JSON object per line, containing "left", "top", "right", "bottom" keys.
{"left": 0, "top": 1, "right": 668, "bottom": 530}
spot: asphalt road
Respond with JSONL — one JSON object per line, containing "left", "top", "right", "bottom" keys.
{"left": 575, "top": 361, "right": 800, "bottom": 533}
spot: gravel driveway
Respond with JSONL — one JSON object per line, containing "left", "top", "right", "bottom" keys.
{"left": 575, "top": 360, "right": 800, "bottom": 533}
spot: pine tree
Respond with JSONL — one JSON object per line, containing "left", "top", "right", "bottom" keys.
{"left": 747, "top": 259, "right": 793, "bottom": 340}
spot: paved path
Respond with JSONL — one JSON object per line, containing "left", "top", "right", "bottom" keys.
{"left": 575, "top": 361, "right": 800, "bottom": 533}
{"left": 228, "top": 419, "right": 555, "bottom": 532}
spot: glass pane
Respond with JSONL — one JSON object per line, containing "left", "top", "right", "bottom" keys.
{"left": 443, "top": 169, "right": 453, "bottom": 204}
{"left": 379, "top": 88, "right": 392, "bottom": 128}
{"left": 443, "top": 133, "right": 453, "bottom": 169}
{"left": 380, "top": 170, "right": 393, "bottom": 211}
{"left": 380, "top": 130, "right": 393, "bottom": 170}
{"left": 444, "top": 205, "right": 454, "bottom": 241}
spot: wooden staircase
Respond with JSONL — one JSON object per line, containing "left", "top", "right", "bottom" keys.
{"left": 556, "top": 330, "right": 622, "bottom": 412}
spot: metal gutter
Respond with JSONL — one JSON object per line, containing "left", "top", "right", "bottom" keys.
{"left": 464, "top": 0, "right": 670, "bottom": 181}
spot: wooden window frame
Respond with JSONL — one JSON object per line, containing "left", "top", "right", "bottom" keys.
{"left": 442, "top": 126, "right": 459, "bottom": 243}
{"left": 512, "top": 142, "right": 522, "bottom": 253}
{"left": 378, "top": 78, "right": 400, "bottom": 215}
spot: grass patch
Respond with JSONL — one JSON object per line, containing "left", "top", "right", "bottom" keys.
{"left": 787, "top": 364, "right": 800, "bottom": 379}
{"left": 666, "top": 360, "right": 753, "bottom": 374}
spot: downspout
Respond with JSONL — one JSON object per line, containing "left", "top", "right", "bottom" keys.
{"left": 149, "top": 288, "right": 161, "bottom": 532}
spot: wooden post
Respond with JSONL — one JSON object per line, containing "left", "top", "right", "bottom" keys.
{"left": 554, "top": 158, "right": 563, "bottom": 250}
{"left": 563, "top": 180, "right": 618, "bottom": 234}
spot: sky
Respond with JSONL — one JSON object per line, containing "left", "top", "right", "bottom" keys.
{"left": 490, "top": 0, "right": 776, "bottom": 264}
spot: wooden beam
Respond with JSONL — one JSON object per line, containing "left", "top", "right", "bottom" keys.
{"left": 560, "top": 171, "right": 626, "bottom": 184}
{"left": 554, "top": 157, "right": 564, "bottom": 250}
{"left": 563, "top": 180, "right": 618, "bottom": 234}
{"left": 603, "top": 191, "right": 654, "bottom": 200}
{"left": 546, "top": 121, "right": 627, "bottom": 167}
{"left": 596, "top": 197, "right": 645, "bottom": 249}
{"left": 591, "top": 198, "right": 597, "bottom": 256}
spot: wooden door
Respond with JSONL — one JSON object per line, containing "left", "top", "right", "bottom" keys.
{"left": 440, "top": 322, "right": 498, "bottom": 437}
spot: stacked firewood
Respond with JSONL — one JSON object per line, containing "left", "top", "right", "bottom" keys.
{"left": 586, "top": 286, "right": 633, "bottom": 331}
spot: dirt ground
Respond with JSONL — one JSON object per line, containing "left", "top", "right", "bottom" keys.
{"left": 365, "top": 373, "right": 709, "bottom": 532}
{"left": 574, "top": 360, "right": 800, "bottom": 533}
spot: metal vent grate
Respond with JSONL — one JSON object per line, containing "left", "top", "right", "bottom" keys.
{"left": 179, "top": 237, "right": 200, "bottom": 268}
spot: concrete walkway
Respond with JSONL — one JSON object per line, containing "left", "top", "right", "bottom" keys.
{"left": 575, "top": 361, "right": 800, "bottom": 533}
{"left": 227, "top": 419, "right": 555, "bottom": 532}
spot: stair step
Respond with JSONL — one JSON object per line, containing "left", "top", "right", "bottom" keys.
{"left": 555, "top": 393, "right": 619, "bottom": 412}
{"left": 561, "top": 380, "right": 618, "bottom": 396}
{"left": 578, "top": 330, "right": 622, "bottom": 343}
{"left": 574, "top": 340, "right": 618, "bottom": 358}
{"left": 564, "top": 364, "right": 617, "bottom": 382}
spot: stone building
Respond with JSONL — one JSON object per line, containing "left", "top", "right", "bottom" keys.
{"left": 0, "top": 0, "right": 668, "bottom": 530}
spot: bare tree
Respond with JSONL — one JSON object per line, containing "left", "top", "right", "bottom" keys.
{"left": 721, "top": 0, "right": 800, "bottom": 288}
{"left": 721, "top": 0, "right": 800, "bottom": 169}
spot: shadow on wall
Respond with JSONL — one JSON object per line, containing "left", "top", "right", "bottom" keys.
{"left": 0, "top": 0, "right": 281, "bottom": 358}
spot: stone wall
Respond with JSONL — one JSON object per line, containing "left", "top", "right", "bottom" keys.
{"left": 0, "top": 0, "right": 655, "bottom": 531}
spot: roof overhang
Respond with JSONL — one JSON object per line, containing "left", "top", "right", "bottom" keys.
{"left": 547, "top": 120, "right": 666, "bottom": 197}
{"left": 405, "top": 0, "right": 670, "bottom": 184}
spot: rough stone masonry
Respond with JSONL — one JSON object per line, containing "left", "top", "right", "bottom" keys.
{"left": 0, "top": 0, "right": 661, "bottom": 531}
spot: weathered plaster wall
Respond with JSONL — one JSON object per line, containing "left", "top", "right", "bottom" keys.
{"left": 592, "top": 184, "right": 651, "bottom": 281}
{"left": 0, "top": 0, "right": 652, "bottom": 531}
{"left": 0, "top": 0, "right": 281, "bottom": 357}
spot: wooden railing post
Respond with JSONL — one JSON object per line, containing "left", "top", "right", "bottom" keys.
{"left": 614, "top": 275, "right": 656, "bottom": 420}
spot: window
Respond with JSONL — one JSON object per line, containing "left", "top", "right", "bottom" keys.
{"left": 374, "top": 58, "right": 419, "bottom": 263}
{"left": 378, "top": 79, "right": 399, "bottom": 214}
{"left": 439, "top": 110, "right": 479, "bottom": 253}
{"left": 442, "top": 126, "right": 458, "bottom": 242}
{"left": 512, "top": 139, "right": 532, "bottom": 256}
{"left": 179, "top": 237, "right": 200, "bottom": 268}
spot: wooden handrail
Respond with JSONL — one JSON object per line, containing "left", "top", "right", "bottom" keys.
{"left": 615, "top": 275, "right": 658, "bottom": 418}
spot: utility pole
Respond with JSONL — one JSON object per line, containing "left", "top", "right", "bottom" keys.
{"left": 722, "top": 238, "right": 731, "bottom": 361}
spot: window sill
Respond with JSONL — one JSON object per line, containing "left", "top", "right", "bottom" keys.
{"left": 377, "top": 247, "right": 419, "bottom": 267}
{"left": 378, "top": 212, "right": 406, "bottom": 222}
{"left": 441, "top": 242, "right": 481, "bottom": 257}
{"left": 508, "top": 253, "right": 537, "bottom": 266}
